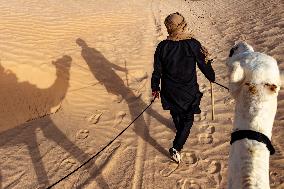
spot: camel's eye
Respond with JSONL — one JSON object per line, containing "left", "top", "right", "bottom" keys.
{"left": 245, "top": 83, "right": 257, "bottom": 94}
{"left": 229, "top": 46, "right": 238, "bottom": 57}
{"left": 229, "top": 48, "right": 235, "bottom": 57}
{"left": 264, "top": 83, "right": 278, "bottom": 93}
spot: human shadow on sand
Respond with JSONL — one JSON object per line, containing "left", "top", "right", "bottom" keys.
{"left": 0, "top": 56, "right": 110, "bottom": 189}
{"left": 76, "top": 38, "right": 173, "bottom": 178}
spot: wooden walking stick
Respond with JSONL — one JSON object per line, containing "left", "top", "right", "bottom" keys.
{"left": 124, "top": 60, "right": 129, "bottom": 86}
{"left": 210, "top": 82, "right": 215, "bottom": 120}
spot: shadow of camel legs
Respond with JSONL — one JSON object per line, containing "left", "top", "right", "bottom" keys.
{"left": 76, "top": 38, "right": 171, "bottom": 159}
{"left": 42, "top": 117, "right": 111, "bottom": 188}
{"left": 0, "top": 116, "right": 111, "bottom": 189}
{"left": 26, "top": 132, "right": 50, "bottom": 187}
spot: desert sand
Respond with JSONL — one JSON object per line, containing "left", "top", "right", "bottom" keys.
{"left": 0, "top": 0, "right": 283, "bottom": 188}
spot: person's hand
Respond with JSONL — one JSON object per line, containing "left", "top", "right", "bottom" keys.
{"left": 152, "top": 91, "right": 160, "bottom": 99}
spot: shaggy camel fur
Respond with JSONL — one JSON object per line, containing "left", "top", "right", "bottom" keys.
{"left": 226, "top": 42, "right": 281, "bottom": 189}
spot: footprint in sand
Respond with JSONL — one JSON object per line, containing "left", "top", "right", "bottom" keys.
{"left": 160, "top": 161, "right": 179, "bottom": 177}
{"left": 213, "top": 173, "right": 222, "bottom": 186}
{"left": 114, "top": 111, "right": 126, "bottom": 125}
{"left": 200, "top": 125, "right": 215, "bottom": 134}
{"left": 270, "top": 171, "right": 281, "bottom": 186}
{"left": 207, "top": 160, "right": 222, "bottom": 186}
{"left": 176, "top": 179, "right": 183, "bottom": 189}
{"left": 198, "top": 133, "right": 213, "bottom": 144}
{"left": 182, "top": 152, "right": 198, "bottom": 166}
{"left": 198, "top": 125, "right": 215, "bottom": 144}
{"left": 196, "top": 112, "right": 207, "bottom": 121}
{"left": 87, "top": 112, "right": 103, "bottom": 124}
{"left": 176, "top": 179, "right": 201, "bottom": 189}
{"left": 208, "top": 160, "right": 222, "bottom": 174}
{"left": 76, "top": 129, "right": 89, "bottom": 140}
{"left": 223, "top": 96, "right": 234, "bottom": 105}
{"left": 60, "top": 158, "right": 77, "bottom": 171}
{"left": 205, "top": 125, "right": 215, "bottom": 134}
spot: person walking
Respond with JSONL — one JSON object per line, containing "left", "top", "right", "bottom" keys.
{"left": 151, "top": 12, "right": 215, "bottom": 163}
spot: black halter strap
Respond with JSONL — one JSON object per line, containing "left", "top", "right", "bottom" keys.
{"left": 230, "top": 130, "right": 275, "bottom": 155}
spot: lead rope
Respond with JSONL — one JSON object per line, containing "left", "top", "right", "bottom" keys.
{"left": 46, "top": 97, "right": 156, "bottom": 189}
{"left": 213, "top": 81, "right": 229, "bottom": 91}
{"left": 46, "top": 81, "right": 228, "bottom": 188}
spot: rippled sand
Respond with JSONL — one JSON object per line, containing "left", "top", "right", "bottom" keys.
{"left": 0, "top": 0, "right": 283, "bottom": 188}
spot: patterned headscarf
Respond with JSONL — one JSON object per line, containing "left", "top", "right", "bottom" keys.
{"left": 164, "top": 12, "right": 193, "bottom": 41}
{"left": 164, "top": 12, "right": 211, "bottom": 62}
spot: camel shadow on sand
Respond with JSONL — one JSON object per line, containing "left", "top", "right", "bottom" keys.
{"left": 0, "top": 56, "right": 110, "bottom": 189}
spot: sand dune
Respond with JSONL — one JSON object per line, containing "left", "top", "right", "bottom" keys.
{"left": 0, "top": 0, "right": 283, "bottom": 188}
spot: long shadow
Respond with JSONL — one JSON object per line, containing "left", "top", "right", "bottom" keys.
{"left": 0, "top": 56, "right": 109, "bottom": 188}
{"left": 76, "top": 39, "right": 172, "bottom": 165}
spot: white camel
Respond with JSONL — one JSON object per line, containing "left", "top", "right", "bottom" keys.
{"left": 226, "top": 41, "right": 281, "bottom": 189}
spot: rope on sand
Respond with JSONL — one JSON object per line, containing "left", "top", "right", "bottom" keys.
{"left": 46, "top": 97, "right": 156, "bottom": 189}
{"left": 46, "top": 81, "right": 228, "bottom": 188}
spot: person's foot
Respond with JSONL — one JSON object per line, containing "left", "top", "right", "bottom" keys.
{"left": 169, "top": 147, "right": 181, "bottom": 163}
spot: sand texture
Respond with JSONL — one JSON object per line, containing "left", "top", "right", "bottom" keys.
{"left": 0, "top": 0, "right": 283, "bottom": 188}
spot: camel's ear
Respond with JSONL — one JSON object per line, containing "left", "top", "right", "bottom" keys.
{"left": 229, "top": 61, "right": 244, "bottom": 83}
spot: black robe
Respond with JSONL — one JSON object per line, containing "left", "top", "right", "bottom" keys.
{"left": 151, "top": 38, "right": 215, "bottom": 114}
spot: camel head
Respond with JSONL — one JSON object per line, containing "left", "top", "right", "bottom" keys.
{"left": 227, "top": 41, "right": 281, "bottom": 97}
{"left": 229, "top": 41, "right": 254, "bottom": 57}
